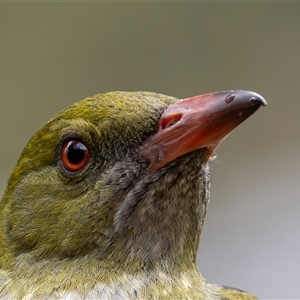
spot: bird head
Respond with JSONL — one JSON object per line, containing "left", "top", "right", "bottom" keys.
{"left": 0, "top": 91, "right": 266, "bottom": 272}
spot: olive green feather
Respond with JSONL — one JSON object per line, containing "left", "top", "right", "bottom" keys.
{"left": 0, "top": 91, "right": 258, "bottom": 299}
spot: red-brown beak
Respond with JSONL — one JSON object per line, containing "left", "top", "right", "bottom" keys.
{"left": 138, "top": 90, "right": 267, "bottom": 172}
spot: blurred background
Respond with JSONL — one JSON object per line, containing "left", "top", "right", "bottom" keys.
{"left": 0, "top": 3, "right": 299, "bottom": 299}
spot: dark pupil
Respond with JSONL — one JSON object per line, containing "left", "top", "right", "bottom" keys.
{"left": 67, "top": 142, "right": 85, "bottom": 164}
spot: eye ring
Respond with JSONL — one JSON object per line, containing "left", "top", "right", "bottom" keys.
{"left": 61, "top": 139, "right": 91, "bottom": 173}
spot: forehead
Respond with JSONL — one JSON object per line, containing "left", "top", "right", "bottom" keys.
{"left": 56, "top": 92, "right": 177, "bottom": 124}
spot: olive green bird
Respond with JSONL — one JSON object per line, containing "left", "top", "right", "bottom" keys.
{"left": 0, "top": 90, "right": 266, "bottom": 299}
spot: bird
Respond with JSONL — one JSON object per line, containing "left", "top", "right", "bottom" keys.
{"left": 0, "top": 90, "right": 266, "bottom": 299}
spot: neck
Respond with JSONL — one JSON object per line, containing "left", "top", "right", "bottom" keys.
{"left": 108, "top": 150, "right": 211, "bottom": 271}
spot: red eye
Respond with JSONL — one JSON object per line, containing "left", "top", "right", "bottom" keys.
{"left": 61, "top": 139, "right": 91, "bottom": 173}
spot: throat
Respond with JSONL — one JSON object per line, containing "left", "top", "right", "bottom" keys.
{"left": 112, "top": 150, "right": 211, "bottom": 270}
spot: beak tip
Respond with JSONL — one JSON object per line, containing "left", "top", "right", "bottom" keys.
{"left": 237, "top": 90, "right": 267, "bottom": 107}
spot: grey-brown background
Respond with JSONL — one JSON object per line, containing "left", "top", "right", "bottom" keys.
{"left": 0, "top": 3, "right": 299, "bottom": 299}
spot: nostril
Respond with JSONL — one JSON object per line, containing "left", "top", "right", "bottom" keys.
{"left": 249, "top": 96, "right": 258, "bottom": 102}
{"left": 225, "top": 93, "right": 235, "bottom": 104}
{"left": 161, "top": 113, "right": 183, "bottom": 130}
